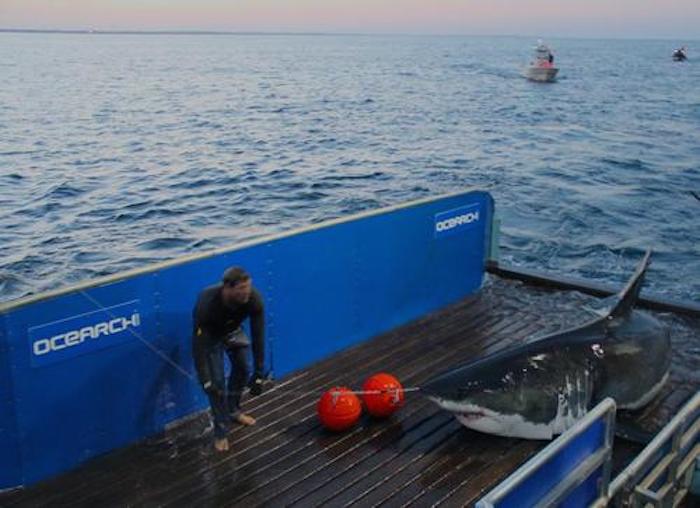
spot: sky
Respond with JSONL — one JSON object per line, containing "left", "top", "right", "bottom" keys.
{"left": 1, "top": 0, "right": 699, "bottom": 39}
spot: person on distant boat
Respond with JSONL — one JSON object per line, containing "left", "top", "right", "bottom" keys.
{"left": 192, "top": 266, "right": 266, "bottom": 452}
{"left": 673, "top": 46, "right": 687, "bottom": 61}
{"left": 548, "top": 52, "right": 554, "bottom": 64}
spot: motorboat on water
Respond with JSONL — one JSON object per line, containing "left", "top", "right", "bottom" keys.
{"left": 673, "top": 46, "right": 688, "bottom": 61}
{"left": 524, "top": 40, "right": 558, "bottom": 82}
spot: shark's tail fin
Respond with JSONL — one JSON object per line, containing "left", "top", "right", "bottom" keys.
{"left": 607, "top": 249, "right": 652, "bottom": 319}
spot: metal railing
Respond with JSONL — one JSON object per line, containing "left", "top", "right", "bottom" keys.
{"left": 477, "top": 398, "right": 617, "bottom": 508}
{"left": 594, "top": 391, "right": 700, "bottom": 508}
{"left": 477, "top": 393, "right": 700, "bottom": 508}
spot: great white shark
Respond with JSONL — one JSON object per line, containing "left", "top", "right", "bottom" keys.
{"left": 422, "top": 250, "right": 671, "bottom": 440}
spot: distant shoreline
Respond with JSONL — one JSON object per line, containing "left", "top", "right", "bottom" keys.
{"left": 0, "top": 28, "right": 696, "bottom": 41}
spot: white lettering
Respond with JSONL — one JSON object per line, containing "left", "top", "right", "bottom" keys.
{"left": 436, "top": 211, "right": 480, "bottom": 233}
{"left": 79, "top": 326, "right": 94, "bottom": 342}
{"left": 32, "top": 311, "right": 141, "bottom": 357}
{"left": 65, "top": 330, "right": 83, "bottom": 346}
{"left": 33, "top": 339, "right": 51, "bottom": 356}
{"left": 50, "top": 334, "right": 66, "bottom": 350}
{"left": 94, "top": 322, "right": 109, "bottom": 338}
{"left": 108, "top": 318, "right": 124, "bottom": 334}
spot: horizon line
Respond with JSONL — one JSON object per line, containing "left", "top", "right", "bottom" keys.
{"left": 0, "top": 27, "right": 697, "bottom": 42}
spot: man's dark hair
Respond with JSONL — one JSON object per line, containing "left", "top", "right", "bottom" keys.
{"left": 222, "top": 266, "right": 250, "bottom": 287}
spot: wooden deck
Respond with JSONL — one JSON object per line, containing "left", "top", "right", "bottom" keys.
{"left": 2, "top": 275, "right": 698, "bottom": 507}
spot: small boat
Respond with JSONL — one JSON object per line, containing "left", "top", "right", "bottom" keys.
{"left": 673, "top": 46, "right": 688, "bottom": 61}
{"left": 524, "top": 40, "right": 558, "bottom": 82}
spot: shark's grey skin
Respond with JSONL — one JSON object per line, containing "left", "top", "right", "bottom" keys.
{"left": 422, "top": 250, "right": 671, "bottom": 440}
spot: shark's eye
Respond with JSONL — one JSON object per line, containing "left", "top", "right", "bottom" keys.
{"left": 591, "top": 344, "right": 604, "bottom": 358}
{"left": 458, "top": 382, "right": 480, "bottom": 396}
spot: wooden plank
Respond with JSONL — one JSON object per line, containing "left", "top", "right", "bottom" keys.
{"left": 164, "top": 316, "right": 541, "bottom": 507}
{"left": 2, "top": 276, "right": 698, "bottom": 508}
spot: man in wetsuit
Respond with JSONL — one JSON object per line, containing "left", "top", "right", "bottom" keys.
{"left": 192, "top": 266, "right": 265, "bottom": 451}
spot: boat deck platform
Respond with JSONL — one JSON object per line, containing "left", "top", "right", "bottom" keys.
{"left": 2, "top": 275, "right": 698, "bottom": 507}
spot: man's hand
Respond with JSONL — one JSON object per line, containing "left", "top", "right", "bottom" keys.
{"left": 224, "top": 328, "right": 250, "bottom": 348}
{"left": 203, "top": 381, "right": 224, "bottom": 399}
{"left": 249, "top": 372, "right": 265, "bottom": 396}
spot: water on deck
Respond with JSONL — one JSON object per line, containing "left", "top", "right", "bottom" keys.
{"left": 2, "top": 275, "right": 698, "bottom": 507}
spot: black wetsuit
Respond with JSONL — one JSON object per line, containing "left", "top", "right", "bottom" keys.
{"left": 192, "top": 284, "right": 264, "bottom": 437}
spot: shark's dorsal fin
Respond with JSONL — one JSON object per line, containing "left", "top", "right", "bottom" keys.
{"left": 607, "top": 249, "right": 652, "bottom": 319}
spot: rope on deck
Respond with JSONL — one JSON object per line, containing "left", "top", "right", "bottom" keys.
{"left": 80, "top": 290, "right": 198, "bottom": 382}
{"left": 79, "top": 290, "right": 424, "bottom": 397}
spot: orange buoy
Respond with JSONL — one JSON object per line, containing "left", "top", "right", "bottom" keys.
{"left": 362, "top": 373, "right": 405, "bottom": 418}
{"left": 317, "top": 386, "right": 362, "bottom": 431}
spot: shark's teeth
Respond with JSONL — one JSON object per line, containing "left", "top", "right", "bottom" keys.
{"left": 428, "top": 368, "right": 597, "bottom": 441}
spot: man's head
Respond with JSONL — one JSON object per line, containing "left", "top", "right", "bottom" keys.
{"left": 221, "top": 267, "right": 252, "bottom": 305}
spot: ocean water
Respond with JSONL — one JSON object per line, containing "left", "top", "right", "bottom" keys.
{"left": 0, "top": 33, "right": 698, "bottom": 303}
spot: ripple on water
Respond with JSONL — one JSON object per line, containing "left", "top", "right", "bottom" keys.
{"left": 0, "top": 35, "right": 699, "bottom": 303}
{"left": 137, "top": 237, "right": 195, "bottom": 251}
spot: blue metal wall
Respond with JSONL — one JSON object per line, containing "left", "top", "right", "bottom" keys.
{"left": 0, "top": 313, "right": 23, "bottom": 489}
{"left": 0, "top": 190, "right": 493, "bottom": 488}
{"left": 477, "top": 398, "right": 617, "bottom": 508}
{"left": 493, "top": 420, "right": 607, "bottom": 508}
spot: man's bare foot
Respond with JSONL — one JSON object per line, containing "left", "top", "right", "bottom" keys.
{"left": 214, "top": 437, "right": 230, "bottom": 452}
{"left": 235, "top": 413, "right": 256, "bottom": 426}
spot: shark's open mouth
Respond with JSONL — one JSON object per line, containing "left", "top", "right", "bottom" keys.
{"left": 428, "top": 396, "right": 491, "bottom": 418}
{"left": 456, "top": 409, "right": 487, "bottom": 420}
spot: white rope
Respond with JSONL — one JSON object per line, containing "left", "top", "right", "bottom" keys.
{"left": 79, "top": 290, "right": 423, "bottom": 399}
{"left": 263, "top": 386, "right": 422, "bottom": 397}
{"left": 338, "top": 387, "right": 421, "bottom": 396}
{"left": 80, "top": 290, "right": 198, "bottom": 382}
